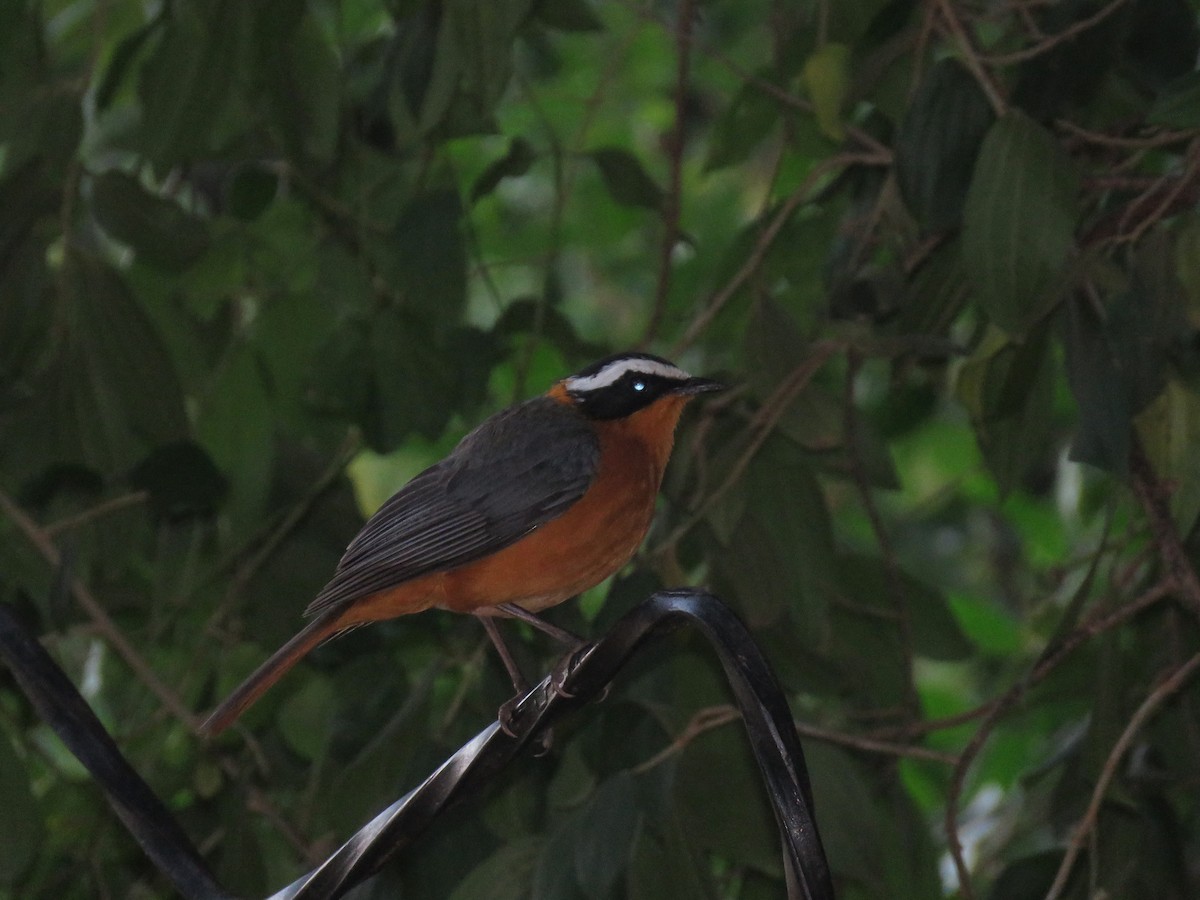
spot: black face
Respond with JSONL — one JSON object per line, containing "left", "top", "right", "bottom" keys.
{"left": 564, "top": 352, "right": 724, "bottom": 420}
{"left": 569, "top": 368, "right": 686, "bottom": 420}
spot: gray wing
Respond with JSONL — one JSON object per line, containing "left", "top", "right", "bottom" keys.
{"left": 305, "top": 397, "right": 599, "bottom": 615}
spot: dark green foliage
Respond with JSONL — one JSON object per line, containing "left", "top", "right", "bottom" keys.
{"left": 895, "top": 59, "right": 995, "bottom": 232}
{"left": 3, "top": 0, "right": 1200, "bottom": 898}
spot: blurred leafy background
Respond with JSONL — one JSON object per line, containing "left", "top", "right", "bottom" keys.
{"left": 2, "top": 0, "right": 1200, "bottom": 897}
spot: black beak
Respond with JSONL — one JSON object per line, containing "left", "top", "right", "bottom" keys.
{"left": 676, "top": 376, "right": 725, "bottom": 396}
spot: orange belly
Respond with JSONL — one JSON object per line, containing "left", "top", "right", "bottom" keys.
{"left": 337, "top": 396, "right": 686, "bottom": 627}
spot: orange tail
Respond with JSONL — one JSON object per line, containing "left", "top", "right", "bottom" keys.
{"left": 200, "top": 607, "right": 346, "bottom": 736}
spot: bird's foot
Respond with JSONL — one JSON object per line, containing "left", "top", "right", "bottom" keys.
{"left": 549, "top": 642, "right": 596, "bottom": 699}
{"left": 498, "top": 693, "right": 556, "bottom": 753}
{"left": 497, "top": 694, "right": 522, "bottom": 737}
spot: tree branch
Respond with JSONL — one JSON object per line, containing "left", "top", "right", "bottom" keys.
{"left": 0, "top": 488, "right": 201, "bottom": 730}
{"left": 942, "top": 579, "right": 1173, "bottom": 898}
{"left": 933, "top": 0, "right": 1007, "bottom": 116}
{"left": 1131, "top": 441, "right": 1200, "bottom": 620}
{"left": 672, "top": 154, "right": 884, "bottom": 354}
{"left": 1045, "top": 651, "right": 1200, "bottom": 900}
{"left": 642, "top": 0, "right": 695, "bottom": 346}
{"left": 981, "top": 0, "right": 1134, "bottom": 67}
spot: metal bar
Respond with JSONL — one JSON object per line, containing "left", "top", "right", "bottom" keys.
{"left": 275, "top": 590, "right": 834, "bottom": 900}
{"left": 0, "top": 603, "right": 232, "bottom": 900}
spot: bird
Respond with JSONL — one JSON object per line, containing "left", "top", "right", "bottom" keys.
{"left": 200, "top": 352, "right": 723, "bottom": 735}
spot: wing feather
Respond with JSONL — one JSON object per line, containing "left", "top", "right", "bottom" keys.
{"left": 306, "top": 397, "right": 598, "bottom": 615}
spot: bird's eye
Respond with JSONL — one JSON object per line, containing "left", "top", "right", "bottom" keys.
{"left": 633, "top": 380, "right": 646, "bottom": 392}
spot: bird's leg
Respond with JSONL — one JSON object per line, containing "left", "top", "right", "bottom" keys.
{"left": 496, "top": 602, "right": 586, "bottom": 649}
{"left": 477, "top": 616, "right": 528, "bottom": 736}
{"left": 477, "top": 614, "right": 529, "bottom": 695}
{"left": 477, "top": 615, "right": 554, "bottom": 753}
{"left": 497, "top": 603, "right": 597, "bottom": 701}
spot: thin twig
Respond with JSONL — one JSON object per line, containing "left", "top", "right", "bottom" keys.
{"left": 649, "top": 342, "right": 842, "bottom": 559}
{"left": 1057, "top": 120, "right": 1199, "bottom": 152}
{"left": 207, "top": 430, "right": 361, "bottom": 630}
{"left": 941, "top": 579, "right": 1173, "bottom": 898}
{"left": 933, "top": 0, "right": 1007, "bottom": 116}
{"left": 0, "top": 488, "right": 201, "bottom": 729}
{"left": 642, "top": 0, "right": 695, "bottom": 346}
{"left": 1045, "top": 651, "right": 1200, "bottom": 900}
{"left": 45, "top": 491, "right": 149, "bottom": 537}
{"left": 632, "top": 703, "right": 957, "bottom": 774}
{"left": 673, "top": 155, "right": 883, "bottom": 354}
{"left": 981, "top": 0, "right": 1134, "bottom": 66}
{"left": 1131, "top": 442, "right": 1200, "bottom": 619}
{"left": 843, "top": 349, "right": 918, "bottom": 713}
{"left": 1119, "top": 140, "right": 1200, "bottom": 245}
{"left": 614, "top": 0, "right": 893, "bottom": 161}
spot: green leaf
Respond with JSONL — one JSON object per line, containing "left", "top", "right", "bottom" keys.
{"left": 90, "top": 170, "right": 210, "bottom": 271}
{"left": 801, "top": 743, "right": 883, "bottom": 886}
{"left": 278, "top": 675, "right": 335, "bottom": 761}
{"left": 1009, "top": 0, "right": 1125, "bottom": 121}
{"left": 128, "top": 440, "right": 228, "bottom": 520}
{"left": 447, "top": 0, "right": 532, "bottom": 123}
{"left": 492, "top": 298, "right": 607, "bottom": 360}
{"left": 449, "top": 837, "right": 543, "bottom": 900}
{"left": 0, "top": 79, "right": 83, "bottom": 176}
{"left": 1061, "top": 297, "right": 1132, "bottom": 474}
{"left": 674, "top": 727, "right": 781, "bottom": 877}
{"left": 94, "top": 17, "right": 160, "bottom": 111}
{"left": 573, "top": 772, "right": 640, "bottom": 899}
{"left": 985, "top": 852, "right": 1066, "bottom": 900}
{"left": 226, "top": 165, "right": 280, "bottom": 221}
{"left": 704, "top": 78, "right": 781, "bottom": 172}
{"left": 742, "top": 297, "right": 808, "bottom": 400}
{"left": 838, "top": 554, "right": 973, "bottom": 661}
{"left": 963, "top": 111, "right": 1078, "bottom": 335}
{"left": 62, "top": 251, "right": 189, "bottom": 469}
{"left": 369, "top": 310, "right": 459, "bottom": 449}
{"left": 0, "top": 178, "right": 54, "bottom": 385}
{"left": 894, "top": 236, "right": 970, "bottom": 337}
{"left": 1175, "top": 217, "right": 1200, "bottom": 313}
{"left": 957, "top": 326, "right": 1056, "bottom": 492}
{"left": 195, "top": 345, "right": 273, "bottom": 532}
{"left": 1124, "top": 0, "right": 1200, "bottom": 87}
{"left": 0, "top": 732, "right": 43, "bottom": 884}
{"left": 589, "top": 147, "right": 664, "bottom": 211}
{"left": 532, "top": 0, "right": 603, "bottom": 33}
{"left": 257, "top": 6, "right": 341, "bottom": 162}
{"left": 895, "top": 59, "right": 995, "bottom": 231}
{"left": 383, "top": 189, "right": 468, "bottom": 322}
{"left": 629, "top": 814, "right": 715, "bottom": 900}
{"left": 532, "top": 815, "right": 587, "bottom": 900}
{"left": 1135, "top": 379, "right": 1200, "bottom": 534}
{"left": 946, "top": 592, "right": 1023, "bottom": 657}
{"left": 801, "top": 43, "right": 849, "bottom": 140}
{"left": 136, "top": 2, "right": 251, "bottom": 168}
{"left": 470, "top": 136, "right": 537, "bottom": 203}
{"left": 711, "top": 435, "right": 834, "bottom": 643}
{"left": 307, "top": 317, "right": 374, "bottom": 423}
{"left": 1149, "top": 71, "right": 1200, "bottom": 128}
{"left": 417, "top": 6, "right": 466, "bottom": 135}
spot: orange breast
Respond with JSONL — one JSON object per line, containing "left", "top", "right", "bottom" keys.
{"left": 337, "top": 394, "right": 689, "bottom": 626}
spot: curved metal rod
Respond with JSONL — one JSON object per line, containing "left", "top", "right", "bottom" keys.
{"left": 0, "top": 602, "right": 232, "bottom": 900}
{"left": 0, "top": 591, "right": 835, "bottom": 900}
{"left": 274, "top": 590, "right": 834, "bottom": 900}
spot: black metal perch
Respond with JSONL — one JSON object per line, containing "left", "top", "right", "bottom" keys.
{"left": 0, "top": 590, "right": 834, "bottom": 900}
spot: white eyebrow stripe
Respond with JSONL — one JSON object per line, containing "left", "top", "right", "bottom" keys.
{"left": 565, "top": 358, "right": 690, "bottom": 392}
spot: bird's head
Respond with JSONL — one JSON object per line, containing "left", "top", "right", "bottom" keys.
{"left": 557, "top": 352, "right": 724, "bottom": 420}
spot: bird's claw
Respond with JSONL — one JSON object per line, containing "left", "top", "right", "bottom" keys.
{"left": 498, "top": 692, "right": 556, "bottom": 753}
{"left": 497, "top": 695, "right": 521, "bottom": 737}
{"left": 549, "top": 642, "right": 595, "bottom": 699}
